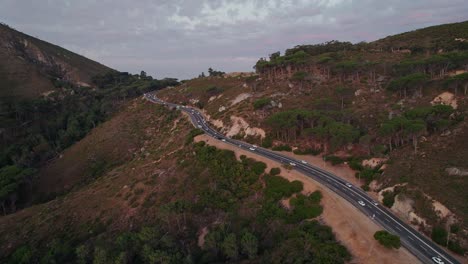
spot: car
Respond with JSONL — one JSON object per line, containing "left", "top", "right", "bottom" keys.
{"left": 249, "top": 147, "right": 256, "bottom": 151}
{"left": 197, "top": 125, "right": 202, "bottom": 128}
{"left": 301, "top": 160, "right": 307, "bottom": 164}
{"left": 252, "top": 145, "right": 258, "bottom": 148}
{"left": 431, "top": 257, "right": 444, "bottom": 264}
{"left": 289, "top": 162, "right": 296, "bottom": 166}
{"left": 238, "top": 145, "right": 242, "bottom": 148}
{"left": 221, "top": 139, "right": 226, "bottom": 142}
{"left": 358, "top": 200, "right": 365, "bottom": 207}
{"left": 345, "top": 183, "right": 352, "bottom": 188}
{"left": 373, "top": 201, "right": 379, "bottom": 206}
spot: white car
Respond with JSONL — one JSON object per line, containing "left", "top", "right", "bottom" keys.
{"left": 289, "top": 162, "right": 296, "bottom": 166}
{"left": 373, "top": 201, "right": 379, "bottom": 206}
{"left": 221, "top": 139, "right": 226, "bottom": 142}
{"left": 252, "top": 145, "right": 258, "bottom": 148}
{"left": 301, "top": 160, "right": 307, "bottom": 164}
{"left": 431, "top": 257, "right": 444, "bottom": 264}
{"left": 346, "top": 183, "right": 352, "bottom": 188}
{"left": 238, "top": 145, "right": 242, "bottom": 148}
{"left": 358, "top": 200, "right": 365, "bottom": 207}
{"left": 249, "top": 147, "right": 256, "bottom": 151}
{"left": 197, "top": 125, "right": 202, "bottom": 128}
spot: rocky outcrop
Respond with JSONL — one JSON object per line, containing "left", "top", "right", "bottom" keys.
{"left": 445, "top": 167, "right": 468, "bottom": 176}
{"left": 431, "top": 92, "right": 458, "bottom": 109}
{"left": 226, "top": 116, "right": 265, "bottom": 139}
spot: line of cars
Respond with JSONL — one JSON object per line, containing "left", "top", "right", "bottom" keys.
{"left": 148, "top": 94, "right": 454, "bottom": 264}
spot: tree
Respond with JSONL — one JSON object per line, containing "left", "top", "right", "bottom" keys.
{"left": 335, "top": 86, "right": 353, "bottom": 110}
{"left": 432, "top": 226, "right": 448, "bottom": 246}
{"left": 374, "top": 230, "right": 401, "bottom": 249}
{"left": 222, "top": 233, "right": 238, "bottom": 260}
{"left": 240, "top": 231, "right": 258, "bottom": 259}
{"left": 140, "top": 70, "right": 147, "bottom": 79}
{"left": 403, "top": 119, "right": 426, "bottom": 153}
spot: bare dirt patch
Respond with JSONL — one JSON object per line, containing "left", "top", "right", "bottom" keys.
{"left": 195, "top": 134, "right": 421, "bottom": 264}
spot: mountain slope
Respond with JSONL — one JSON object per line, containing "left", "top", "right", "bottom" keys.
{"left": 0, "top": 23, "right": 112, "bottom": 98}
{"left": 159, "top": 21, "right": 468, "bottom": 258}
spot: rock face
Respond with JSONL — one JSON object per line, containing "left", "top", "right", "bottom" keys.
{"left": 361, "top": 158, "right": 387, "bottom": 169}
{"left": 431, "top": 92, "right": 458, "bottom": 109}
{"left": 445, "top": 167, "right": 468, "bottom": 176}
{"left": 226, "top": 116, "right": 265, "bottom": 139}
{"left": 230, "top": 93, "right": 251, "bottom": 105}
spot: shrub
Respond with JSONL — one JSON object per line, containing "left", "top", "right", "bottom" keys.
{"left": 293, "top": 148, "right": 322, "bottom": 155}
{"left": 324, "top": 155, "right": 344, "bottom": 165}
{"left": 261, "top": 136, "right": 273, "bottom": 148}
{"left": 270, "top": 167, "right": 281, "bottom": 176}
{"left": 185, "top": 128, "right": 204, "bottom": 144}
{"left": 264, "top": 175, "right": 303, "bottom": 200}
{"left": 272, "top": 145, "right": 292, "bottom": 151}
{"left": 431, "top": 226, "right": 448, "bottom": 245}
{"left": 374, "top": 230, "right": 401, "bottom": 249}
{"left": 287, "top": 191, "right": 323, "bottom": 223}
{"left": 448, "top": 240, "right": 466, "bottom": 255}
{"left": 253, "top": 98, "right": 270, "bottom": 110}
{"left": 251, "top": 161, "right": 267, "bottom": 176}
{"left": 382, "top": 191, "right": 395, "bottom": 208}
{"left": 347, "top": 157, "right": 364, "bottom": 171}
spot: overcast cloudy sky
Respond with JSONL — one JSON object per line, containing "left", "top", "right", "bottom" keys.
{"left": 1, "top": 0, "right": 467, "bottom": 79}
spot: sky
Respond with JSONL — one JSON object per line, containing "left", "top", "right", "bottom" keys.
{"left": 1, "top": 0, "right": 467, "bottom": 79}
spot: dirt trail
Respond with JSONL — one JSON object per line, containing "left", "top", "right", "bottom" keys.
{"left": 195, "top": 134, "right": 421, "bottom": 264}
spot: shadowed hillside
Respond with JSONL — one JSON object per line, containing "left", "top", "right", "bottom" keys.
{"left": 0, "top": 23, "right": 112, "bottom": 99}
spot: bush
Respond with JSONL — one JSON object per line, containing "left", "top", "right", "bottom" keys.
{"left": 431, "top": 226, "right": 448, "bottom": 245}
{"left": 253, "top": 98, "right": 270, "bottom": 110}
{"left": 288, "top": 192, "right": 323, "bottom": 223}
{"left": 185, "top": 128, "right": 204, "bottom": 145}
{"left": 270, "top": 167, "right": 281, "bottom": 176}
{"left": 448, "top": 240, "right": 466, "bottom": 255}
{"left": 293, "top": 148, "right": 322, "bottom": 155}
{"left": 251, "top": 161, "right": 267, "bottom": 176}
{"left": 347, "top": 157, "right": 364, "bottom": 171}
{"left": 264, "top": 175, "right": 303, "bottom": 201}
{"left": 272, "top": 145, "right": 292, "bottom": 151}
{"left": 324, "top": 155, "right": 344, "bottom": 165}
{"left": 382, "top": 191, "right": 395, "bottom": 208}
{"left": 262, "top": 136, "right": 273, "bottom": 148}
{"left": 374, "top": 230, "right": 401, "bottom": 249}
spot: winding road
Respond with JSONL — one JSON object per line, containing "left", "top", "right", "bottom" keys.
{"left": 144, "top": 93, "right": 460, "bottom": 264}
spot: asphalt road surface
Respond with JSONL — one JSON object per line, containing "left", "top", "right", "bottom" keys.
{"left": 144, "top": 93, "right": 460, "bottom": 264}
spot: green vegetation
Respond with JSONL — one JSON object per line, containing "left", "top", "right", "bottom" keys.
{"left": 379, "top": 105, "right": 457, "bottom": 153}
{"left": 374, "top": 230, "right": 401, "bottom": 249}
{"left": 293, "top": 148, "right": 322, "bottom": 155}
{"left": 264, "top": 175, "right": 303, "bottom": 200}
{"left": 0, "top": 166, "right": 36, "bottom": 214}
{"left": 382, "top": 190, "right": 397, "bottom": 208}
{"left": 431, "top": 226, "right": 448, "bottom": 245}
{"left": 253, "top": 97, "right": 270, "bottom": 110}
{"left": 269, "top": 167, "right": 281, "bottom": 176}
{"left": 185, "top": 128, "right": 204, "bottom": 144}
{"left": 266, "top": 109, "right": 360, "bottom": 151}
{"left": 0, "top": 71, "right": 178, "bottom": 213}
{"left": 3, "top": 139, "right": 349, "bottom": 263}
{"left": 271, "top": 144, "right": 292, "bottom": 151}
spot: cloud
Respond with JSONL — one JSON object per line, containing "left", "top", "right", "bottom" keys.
{"left": 0, "top": 0, "right": 467, "bottom": 79}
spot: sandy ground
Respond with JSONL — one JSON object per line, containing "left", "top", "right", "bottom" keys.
{"left": 195, "top": 134, "right": 421, "bottom": 264}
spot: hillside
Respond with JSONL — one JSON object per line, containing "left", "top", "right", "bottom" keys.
{"left": 0, "top": 99, "right": 356, "bottom": 263}
{"left": 0, "top": 25, "right": 179, "bottom": 216}
{"left": 0, "top": 23, "right": 112, "bottom": 99}
{"left": 158, "top": 21, "right": 468, "bottom": 258}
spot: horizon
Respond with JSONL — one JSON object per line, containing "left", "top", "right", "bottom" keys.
{"left": 1, "top": 0, "right": 467, "bottom": 79}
